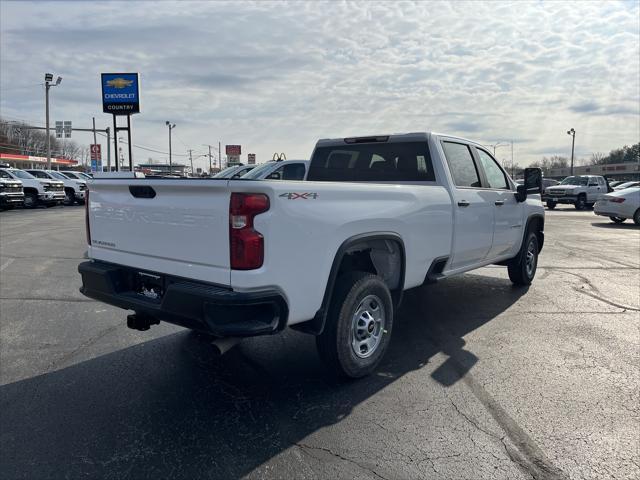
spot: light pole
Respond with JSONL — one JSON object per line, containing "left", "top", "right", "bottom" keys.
{"left": 567, "top": 128, "right": 576, "bottom": 176}
{"left": 44, "top": 73, "right": 62, "bottom": 169}
{"left": 166, "top": 121, "right": 176, "bottom": 174}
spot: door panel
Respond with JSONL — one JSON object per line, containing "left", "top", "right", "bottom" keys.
{"left": 490, "top": 190, "right": 523, "bottom": 257}
{"left": 441, "top": 141, "right": 494, "bottom": 269}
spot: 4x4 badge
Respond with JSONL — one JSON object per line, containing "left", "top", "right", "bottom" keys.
{"left": 279, "top": 192, "right": 318, "bottom": 200}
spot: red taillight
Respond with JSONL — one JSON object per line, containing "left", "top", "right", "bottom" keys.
{"left": 229, "top": 193, "right": 269, "bottom": 270}
{"left": 85, "top": 189, "right": 91, "bottom": 245}
{"left": 610, "top": 197, "right": 625, "bottom": 203}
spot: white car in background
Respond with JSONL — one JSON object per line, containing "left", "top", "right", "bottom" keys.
{"left": 212, "top": 165, "right": 255, "bottom": 179}
{"left": 26, "top": 169, "right": 87, "bottom": 205}
{"left": 61, "top": 170, "right": 92, "bottom": 181}
{"left": 613, "top": 181, "right": 640, "bottom": 191}
{"left": 0, "top": 167, "right": 65, "bottom": 208}
{"left": 594, "top": 187, "right": 640, "bottom": 225}
{"left": 240, "top": 160, "right": 309, "bottom": 180}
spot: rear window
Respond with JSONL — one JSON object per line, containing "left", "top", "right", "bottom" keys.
{"left": 307, "top": 142, "right": 434, "bottom": 182}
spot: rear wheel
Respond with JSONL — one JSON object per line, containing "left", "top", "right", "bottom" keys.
{"left": 634, "top": 209, "right": 640, "bottom": 226}
{"left": 574, "top": 194, "right": 586, "bottom": 210}
{"left": 508, "top": 231, "right": 539, "bottom": 286}
{"left": 609, "top": 216, "right": 626, "bottom": 224}
{"left": 316, "top": 271, "right": 393, "bottom": 378}
{"left": 546, "top": 201, "right": 556, "bottom": 210}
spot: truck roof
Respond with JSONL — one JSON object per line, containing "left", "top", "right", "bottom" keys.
{"left": 316, "top": 131, "right": 483, "bottom": 148}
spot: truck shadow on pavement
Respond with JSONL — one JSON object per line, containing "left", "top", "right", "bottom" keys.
{"left": 0, "top": 272, "right": 528, "bottom": 479}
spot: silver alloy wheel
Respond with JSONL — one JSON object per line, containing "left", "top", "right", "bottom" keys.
{"left": 351, "top": 294, "right": 385, "bottom": 359}
{"left": 525, "top": 239, "right": 537, "bottom": 278}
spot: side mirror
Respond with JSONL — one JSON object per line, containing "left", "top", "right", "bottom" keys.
{"left": 515, "top": 184, "right": 527, "bottom": 202}
{"left": 267, "top": 172, "right": 281, "bottom": 180}
{"left": 524, "top": 167, "right": 543, "bottom": 194}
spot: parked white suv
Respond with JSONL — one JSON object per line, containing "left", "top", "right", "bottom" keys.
{"left": 544, "top": 175, "right": 610, "bottom": 210}
{"left": 26, "top": 169, "right": 87, "bottom": 205}
{"left": 0, "top": 168, "right": 65, "bottom": 208}
{"left": 0, "top": 169, "right": 24, "bottom": 210}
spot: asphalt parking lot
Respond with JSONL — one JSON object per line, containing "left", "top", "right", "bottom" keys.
{"left": 1, "top": 205, "right": 638, "bottom": 480}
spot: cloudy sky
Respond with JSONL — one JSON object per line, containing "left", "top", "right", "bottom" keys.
{"left": 1, "top": 1, "right": 638, "bottom": 170}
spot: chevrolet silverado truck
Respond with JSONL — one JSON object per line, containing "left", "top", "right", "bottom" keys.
{"left": 544, "top": 175, "right": 610, "bottom": 210}
{"left": 79, "top": 133, "right": 545, "bottom": 378}
{"left": 0, "top": 167, "right": 65, "bottom": 208}
{"left": 0, "top": 169, "right": 24, "bottom": 210}
{"left": 26, "top": 169, "right": 86, "bottom": 205}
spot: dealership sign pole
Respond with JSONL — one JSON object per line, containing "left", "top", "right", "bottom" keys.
{"left": 101, "top": 73, "right": 140, "bottom": 171}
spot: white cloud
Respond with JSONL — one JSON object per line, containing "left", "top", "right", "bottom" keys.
{"left": 1, "top": 0, "right": 638, "bottom": 169}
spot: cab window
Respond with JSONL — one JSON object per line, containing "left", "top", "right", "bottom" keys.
{"left": 442, "top": 141, "right": 481, "bottom": 188}
{"left": 476, "top": 149, "right": 509, "bottom": 189}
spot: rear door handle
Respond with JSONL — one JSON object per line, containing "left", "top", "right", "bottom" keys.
{"left": 495, "top": 200, "right": 504, "bottom": 206}
{"left": 457, "top": 200, "right": 470, "bottom": 207}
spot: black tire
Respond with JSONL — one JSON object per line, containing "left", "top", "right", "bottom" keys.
{"left": 586, "top": 203, "right": 595, "bottom": 210}
{"left": 609, "top": 216, "right": 626, "bottom": 224}
{"left": 23, "top": 192, "right": 38, "bottom": 209}
{"left": 574, "top": 194, "right": 586, "bottom": 210}
{"left": 508, "top": 231, "right": 539, "bottom": 286}
{"left": 316, "top": 271, "right": 393, "bottom": 378}
{"left": 546, "top": 201, "right": 556, "bottom": 210}
{"left": 634, "top": 209, "right": 640, "bottom": 226}
{"left": 64, "top": 189, "right": 75, "bottom": 206}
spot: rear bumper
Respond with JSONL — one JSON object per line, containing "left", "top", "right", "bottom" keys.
{"left": 78, "top": 260, "right": 288, "bottom": 337}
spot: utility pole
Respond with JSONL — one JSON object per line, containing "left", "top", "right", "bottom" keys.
{"left": 218, "top": 141, "right": 222, "bottom": 169}
{"left": 106, "top": 127, "right": 111, "bottom": 172}
{"left": 511, "top": 140, "right": 514, "bottom": 177}
{"left": 567, "top": 128, "right": 576, "bottom": 176}
{"left": 188, "top": 149, "right": 194, "bottom": 174}
{"left": 44, "top": 73, "right": 62, "bottom": 169}
{"left": 166, "top": 121, "right": 176, "bottom": 175}
{"left": 202, "top": 144, "right": 216, "bottom": 174}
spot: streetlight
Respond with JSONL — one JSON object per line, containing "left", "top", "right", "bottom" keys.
{"left": 567, "top": 128, "right": 576, "bottom": 176}
{"left": 166, "top": 121, "right": 176, "bottom": 174}
{"left": 44, "top": 73, "right": 62, "bottom": 169}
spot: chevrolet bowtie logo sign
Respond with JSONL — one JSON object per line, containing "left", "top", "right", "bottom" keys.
{"left": 101, "top": 73, "right": 140, "bottom": 115}
{"left": 106, "top": 78, "right": 134, "bottom": 89}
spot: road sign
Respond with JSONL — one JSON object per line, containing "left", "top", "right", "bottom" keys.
{"left": 64, "top": 121, "right": 72, "bottom": 138}
{"left": 55, "top": 121, "right": 63, "bottom": 138}
{"left": 248, "top": 153, "right": 256, "bottom": 165}
{"left": 90, "top": 144, "right": 102, "bottom": 172}
{"left": 225, "top": 145, "right": 241, "bottom": 155}
{"left": 101, "top": 73, "right": 140, "bottom": 115}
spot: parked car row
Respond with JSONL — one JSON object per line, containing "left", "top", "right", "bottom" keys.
{"left": 0, "top": 165, "right": 90, "bottom": 210}
{"left": 211, "top": 159, "right": 309, "bottom": 180}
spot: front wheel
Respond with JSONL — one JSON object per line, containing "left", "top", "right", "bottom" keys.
{"left": 633, "top": 209, "right": 640, "bottom": 226}
{"left": 316, "top": 271, "right": 393, "bottom": 378}
{"left": 64, "top": 189, "right": 75, "bottom": 206}
{"left": 609, "top": 216, "right": 626, "bottom": 224}
{"left": 546, "top": 201, "right": 556, "bottom": 210}
{"left": 574, "top": 195, "right": 586, "bottom": 210}
{"left": 23, "top": 192, "right": 38, "bottom": 209}
{"left": 508, "top": 231, "right": 539, "bottom": 286}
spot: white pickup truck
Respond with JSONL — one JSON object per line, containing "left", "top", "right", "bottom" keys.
{"left": 79, "top": 133, "right": 545, "bottom": 377}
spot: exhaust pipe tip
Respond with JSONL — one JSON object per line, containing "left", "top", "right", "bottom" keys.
{"left": 211, "top": 337, "right": 242, "bottom": 356}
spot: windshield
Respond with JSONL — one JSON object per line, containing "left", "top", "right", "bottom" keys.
{"left": 62, "top": 172, "right": 80, "bottom": 179}
{"left": 560, "top": 176, "right": 588, "bottom": 186}
{"left": 213, "top": 166, "right": 240, "bottom": 178}
{"left": 241, "top": 163, "right": 274, "bottom": 179}
{"left": 0, "top": 170, "right": 12, "bottom": 179}
{"left": 11, "top": 170, "right": 35, "bottom": 179}
{"left": 79, "top": 172, "right": 92, "bottom": 179}
{"left": 49, "top": 171, "right": 69, "bottom": 180}
{"left": 616, "top": 181, "right": 638, "bottom": 189}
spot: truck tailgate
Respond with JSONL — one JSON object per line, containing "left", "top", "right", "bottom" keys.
{"left": 88, "top": 179, "right": 231, "bottom": 286}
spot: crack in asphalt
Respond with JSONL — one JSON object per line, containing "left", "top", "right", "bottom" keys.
{"left": 441, "top": 355, "right": 567, "bottom": 480}
{"left": 0, "top": 296, "right": 95, "bottom": 303}
{"left": 296, "top": 442, "right": 391, "bottom": 480}
{"left": 555, "top": 269, "right": 640, "bottom": 311}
